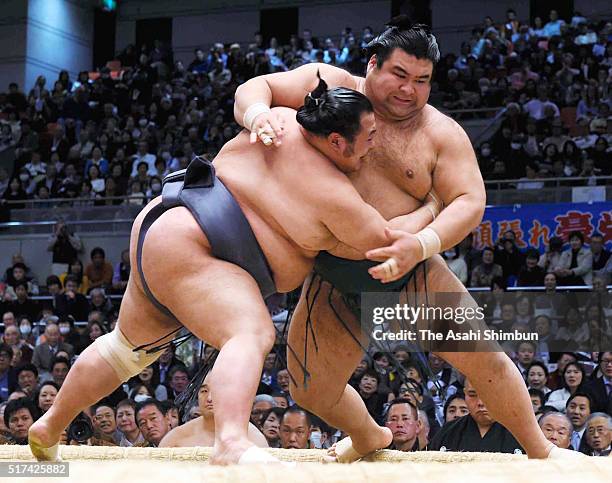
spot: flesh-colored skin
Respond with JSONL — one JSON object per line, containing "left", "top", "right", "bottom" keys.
{"left": 28, "top": 105, "right": 433, "bottom": 465}
{"left": 235, "top": 55, "right": 552, "bottom": 459}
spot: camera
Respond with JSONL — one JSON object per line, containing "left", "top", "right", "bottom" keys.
{"left": 67, "top": 413, "right": 94, "bottom": 444}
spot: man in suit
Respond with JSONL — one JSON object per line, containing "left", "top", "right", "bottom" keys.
{"left": 584, "top": 352, "right": 612, "bottom": 413}
{"left": 566, "top": 392, "right": 593, "bottom": 454}
{"left": 584, "top": 413, "right": 611, "bottom": 456}
{"left": 31, "top": 323, "right": 73, "bottom": 376}
{"left": 0, "top": 344, "right": 18, "bottom": 401}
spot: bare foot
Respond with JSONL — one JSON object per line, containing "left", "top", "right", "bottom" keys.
{"left": 209, "top": 439, "right": 258, "bottom": 465}
{"left": 545, "top": 443, "right": 588, "bottom": 459}
{"left": 29, "top": 420, "right": 61, "bottom": 461}
{"left": 325, "top": 426, "right": 393, "bottom": 463}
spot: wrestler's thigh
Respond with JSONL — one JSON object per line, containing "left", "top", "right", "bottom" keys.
{"left": 409, "top": 255, "right": 498, "bottom": 353}
{"left": 287, "top": 275, "right": 368, "bottom": 394}
{"left": 139, "top": 215, "right": 273, "bottom": 349}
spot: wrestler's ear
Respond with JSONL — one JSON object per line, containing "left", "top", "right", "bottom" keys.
{"left": 327, "top": 132, "right": 344, "bottom": 152}
{"left": 367, "top": 55, "right": 378, "bottom": 73}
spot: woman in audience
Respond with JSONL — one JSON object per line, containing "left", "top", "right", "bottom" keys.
{"left": 545, "top": 361, "right": 585, "bottom": 412}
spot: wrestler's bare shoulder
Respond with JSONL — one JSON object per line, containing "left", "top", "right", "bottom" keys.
{"left": 420, "top": 104, "right": 471, "bottom": 151}
{"left": 158, "top": 418, "right": 209, "bottom": 447}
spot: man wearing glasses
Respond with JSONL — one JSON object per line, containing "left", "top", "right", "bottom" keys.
{"left": 584, "top": 352, "right": 612, "bottom": 413}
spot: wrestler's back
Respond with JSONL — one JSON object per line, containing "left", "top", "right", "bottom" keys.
{"left": 214, "top": 107, "right": 343, "bottom": 290}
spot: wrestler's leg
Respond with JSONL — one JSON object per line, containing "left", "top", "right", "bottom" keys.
{"left": 421, "top": 255, "right": 552, "bottom": 458}
{"left": 150, "top": 257, "right": 274, "bottom": 465}
{"left": 287, "top": 275, "right": 392, "bottom": 457}
{"left": 29, "top": 280, "right": 180, "bottom": 456}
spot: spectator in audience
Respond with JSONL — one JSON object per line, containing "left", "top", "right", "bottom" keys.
{"left": 470, "top": 248, "right": 503, "bottom": 287}
{"left": 555, "top": 231, "right": 593, "bottom": 286}
{"left": 84, "top": 247, "right": 113, "bottom": 290}
{"left": 167, "top": 366, "right": 189, "bottom": 401}
{"left": 583, "top": 352, "right": 612, "bottom": 413}
{"left": 526, "top": 361, "right": 551, "bottom": 396}
{"left": 584, "top": 413, "right": 611, "bottom": 456}
{"left": 538, "top": 236, "right": 564, "bottom": 273}
{"left": 78, "top": 320, "right": 107, "bottom": 353}
{"left": 3, "top": 397, "right": 38, "bottom": 444}
{"left": 548, "top": 353, "right": 578, "bottom": 391}
{"left": 443, "top": 393, "right": 469, "bottom": 424}
{"left": 384, "top": 398, "right": 421, "bottom": 451}
{"left": 31, "top": 323, "right": 73, "bottom": 375}
{"left": 566, "top": 392, "right": 593, "bottom": 453}
{"left": 0, "top": 344, "right": 17, "bottom": 401}
{"left": 590, "top": 233, "right": 610, "bottom": 276}
{"left": 517, "top": 249, "right": 546, "bottom": 286}
{"left": 59, "top": 260, "right": 89, "bottom": 295}
{"left": 529, "top": 388, "right": 545, "bottom": 413}
{"left": 54, "top": 275, "right": 89, "bottom": 321}
{"left": 112, "top": 249, "right": 130, "bottom": 293}
{"left": 556, "top": 306, "right": 590, "bottom": 348}
{"left": 15, "top": 363, "right": 38, "bottom": 396}
{"left": 358, "top": 370, "right": 387, "bottom": 425}
{"left": 156, "top": 345, "right": 185, "bottom": 385}
{"left": 130, "top": 141, "right": 157, "bottom": 177}
{"left": 430, "top": 378, "right": 524, "bottom": 453}
{"left": 6, "top": 281, "right": 40, "bottom": 322}
{"left": 539, "top": 412, "right": 572, "bottom": 449}
{"left": 515, "top": 341, "right": 537, "bottom": 377}
{"left": 547, "top": 362, "right": 586, "bottom": 412}
{"left": 34, "top": 380, "right": 59, "bottom": 414}
{"left": 279, "top": 406, "right": 311, "bottom": 450}
{"left": 260, "top": 407, "right": 285, "bottom": 448}
{"left": 115, "top": 399, "right": 144, "bottom": 447}
{"left": 51, "top": 356, "right": 70, "bottom": 387}
{"left": 92, "top": 402, "right": 120, "bottom": 445}
{"left": 441, "top": 246, "right": 467, "bottom": 284}
{"left": 88, "top": 288, "right": 114, "bottom": 320}
{"left": 131, "top": 365, "right": 167, "bottom": 401}
{"left": 2, "top": 325, "right": 33, "bottom": 365}
{"left": 47, "top": 221, "right": 83, "bottom": 276}
{"left": 135, "top": 399, "right": 171, "bottom": 447}
{"left": 250, "top": 394, "right": 276, "bottom": 429}
{"left": 494, "top": 232, "right": 525, "bottom": 284}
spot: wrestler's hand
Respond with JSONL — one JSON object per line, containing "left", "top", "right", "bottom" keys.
{"left": 249, "top": 111, "right": 285, "bottom": 146}
{"left": 366, "top": 228, "right": 422, "bottom": 283}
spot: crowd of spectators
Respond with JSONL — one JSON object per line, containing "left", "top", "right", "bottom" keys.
{"left": 0, "top": 8, "right": 610, "bottom": 456}
{"left": 0, "top": 8, "right": 610, "bottom": 217}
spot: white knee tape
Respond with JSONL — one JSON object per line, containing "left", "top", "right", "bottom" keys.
{"left": 96, "top": 328, "right": 162, "bottom": 382}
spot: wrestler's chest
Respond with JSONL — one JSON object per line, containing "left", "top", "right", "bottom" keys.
{"left": 354, "top": 136, "right": 435, "bottom": 206}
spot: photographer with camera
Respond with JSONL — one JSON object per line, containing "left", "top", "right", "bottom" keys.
{"left": 47, "top": 220, "right": 83, "bottom": 277}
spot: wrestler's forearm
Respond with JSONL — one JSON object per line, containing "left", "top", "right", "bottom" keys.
{"left": 387, "top": 205, "right": 435, "bottom": 234}
{"left": 428, "top": 193, "right": 485, "bottom": 251}
{"left": 234, "top": 78, "right": 273, "bottom": 127}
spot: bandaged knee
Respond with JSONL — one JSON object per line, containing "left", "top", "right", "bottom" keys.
{"left": 96, "top": 328, "right": 162, "bottom": 382}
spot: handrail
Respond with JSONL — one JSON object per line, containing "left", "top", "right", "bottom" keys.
{"left": 484, "top": 175, "right": 612, "bottom": 186}
{"left": 2, "top": 194, "right": 153, "bottom": 206}
{"left": 0, "top": 219, "right": 134, "bottom": 229}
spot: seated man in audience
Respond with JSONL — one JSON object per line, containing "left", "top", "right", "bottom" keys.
{"left": 566, "top": 392, "right": 593, "bottom": 454}
{"left": 280, "top": 406, "right": 312, "bottom": 450}
{"left": 135, "top": 399, "right": 171, "bottom": 447}
{"left": 54, "top": 275, "right": 90, "bottom": 322}
{"left": 160, "top": 376, "right": 267, "bottom": 447}
{"left": 84, "top": 247, "right": 113, "bottom": 290}
{"left": 31, "top": 323, "right": 73, "bottom": 376}
{"left": 384, "top": 398, "right": 421, "bottom": 452}
{"left": 417, "top": 409, "right": 430, "bottom": 450}
{"left": 583, "top": 351, "right": 612, "bottom": 413}
{"left": 539, "top": 412, "right": 572, "bottom": 450}
{"left": 429, "top": 378, "right": 524, "bottom": 454}
{"left": 92, "top": 402, "right": 120, "bottom": 445}
{"left": 584, "top": 413, "right": 611, "bottom": 457}
{"left": 0, "top": 344, "right": 17, "bottom": 401}
{"left": 16, "top": 364, "right": 38, "bottom": 397}
{"left": 51, "top": 357, "right": 70, "bottom": 387}
{"left": 166, "top": 366, "right": 190, "bottom": 401}
{"left": 4, "top": 397, "right": 38, "bottom": 444}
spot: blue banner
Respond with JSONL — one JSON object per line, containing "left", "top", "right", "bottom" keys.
{"left": 474, "top": 202, "right": 612, "bottom": 252}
